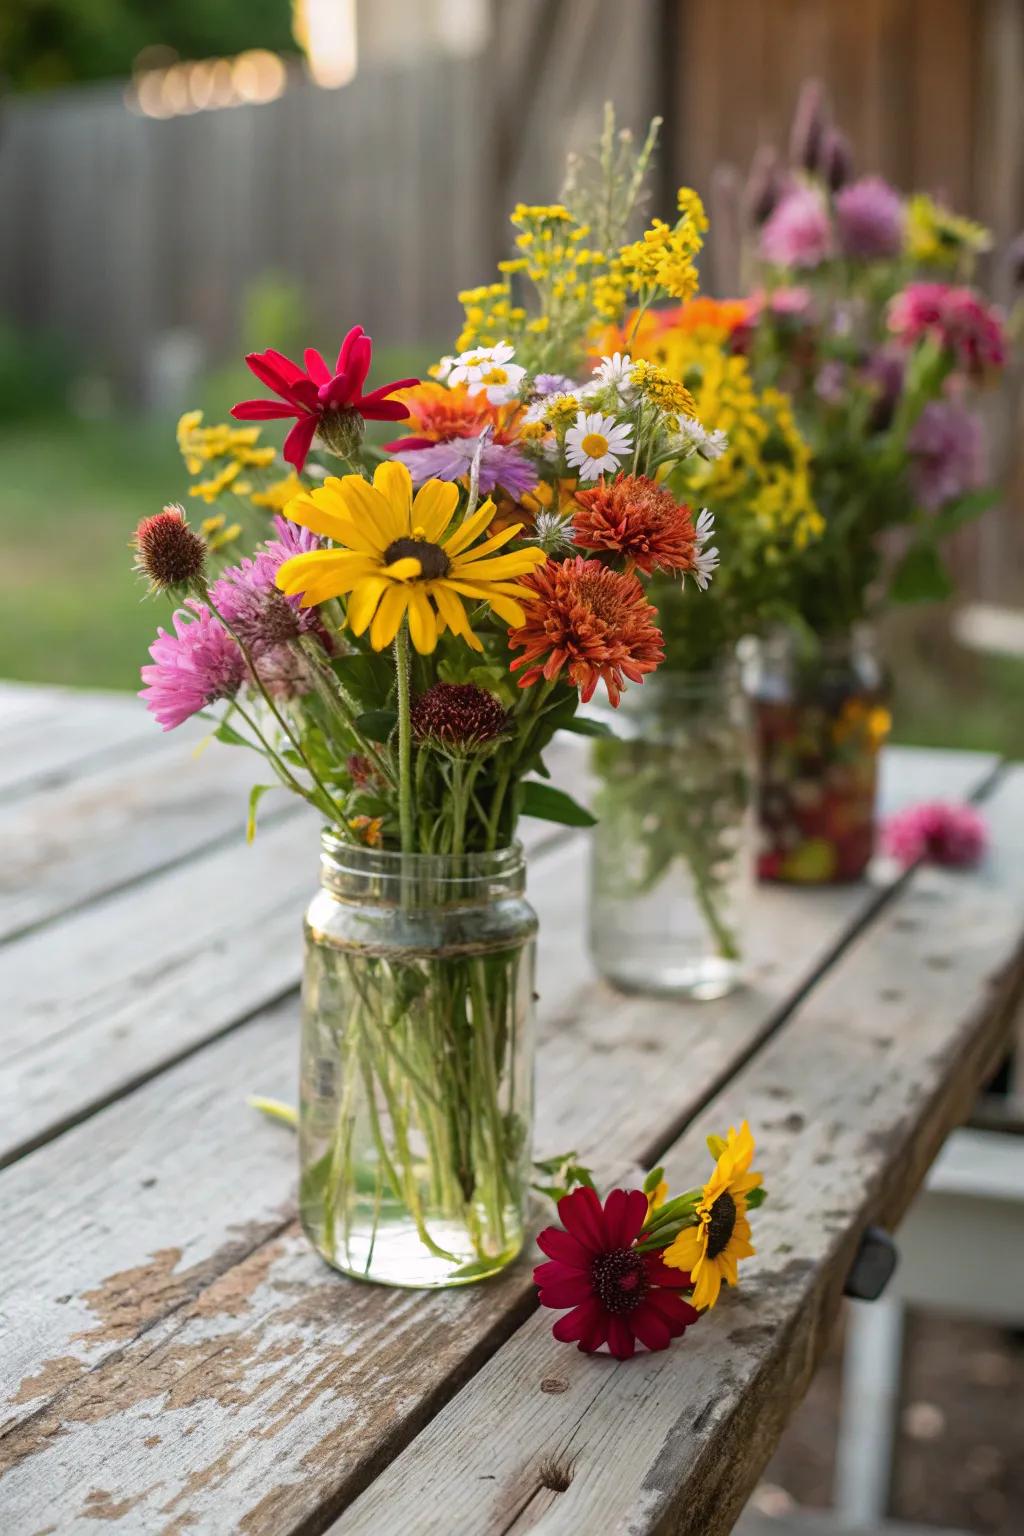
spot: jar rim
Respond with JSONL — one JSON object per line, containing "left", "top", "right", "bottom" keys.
{"left": 320, "top": 833, "right": 527, "bottom": 881}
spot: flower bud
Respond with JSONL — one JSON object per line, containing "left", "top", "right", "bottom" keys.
{"left": 789, "top": 78, "right": 828, "bottom": 174}
{"left": 745, "top": 145, "right": 787, "bottom": 227}
{"left": 410, "top": 682, "right": 509, "bottom": 754}
{"left": 316, "top": 405, "right": 365, "bottom": 461}
{"left": 820, "top": 127, "right": 854, "bottom": 192}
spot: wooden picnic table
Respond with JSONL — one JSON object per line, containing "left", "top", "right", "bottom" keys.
{"left": 1, "top": 678, "right": 1022, "bottom": 1536}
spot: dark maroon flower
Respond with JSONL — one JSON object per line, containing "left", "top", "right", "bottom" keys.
{"left": 231, "top": 325, "right": 418, "bottom": 471}
{"left": 534, "top": 1186, "right": 699, "bottom": 1359}
{"left": 410, "top": 682, "right": 509, "bottom": 751}
{"left": 133, "top": 505, "right": 207, "bottom": 593}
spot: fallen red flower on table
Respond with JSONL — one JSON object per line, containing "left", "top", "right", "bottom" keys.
{"left": 534, "top": 1185, "right": 698, "bottom": 1359}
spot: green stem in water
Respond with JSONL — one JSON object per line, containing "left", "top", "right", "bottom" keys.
{"left": 394, "top": 622, "right": 414, "bottom": 854}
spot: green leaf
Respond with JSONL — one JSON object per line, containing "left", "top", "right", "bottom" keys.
{"left": 355, "top": 709, "right": 398, "bottom": 743}
{"left": 559, "top": 714, "right": 615, "bottom": 738}
{"left": 333, "top": 653, "right": 394, "bottom": 709}
{"left": 931, "top": 487, "right": 998, "bottom": 539}
{"left": 889, "top": 542, "right": 953, "bottom": 604}
{"left": 643, "top": 1165, "right": 665, "bottom": 1195}
{"left": 215, "top": 719, "right": 256, "bottom": 750}
{"left": 246, "top": 784, "right": 275, "bottom": 844}
{"left": 746, "top": 1187, "right": 768, "bottom": 1210}
{"left": 519, "top": 780, "right": 597, "bottom": 828}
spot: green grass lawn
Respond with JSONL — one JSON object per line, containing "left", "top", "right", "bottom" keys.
{"left": 2, "top": 409, "right": 1022, "bottom": 759}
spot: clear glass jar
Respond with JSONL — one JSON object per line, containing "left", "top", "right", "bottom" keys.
{"left": 299, "top": 838, "right": 537, "bottom": 1288}
{"left": 587, "top": 667, "right": 752, "bottom": 1001}
{"left": 741, "top": 627, "right": 891, "bottom": 884}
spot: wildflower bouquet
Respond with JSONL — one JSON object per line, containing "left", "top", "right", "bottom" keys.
{"left": 132, "top": 127, "right": 729, "bottom": 1280}
{"left": 625, "top": 84, "right": 1012, "bottom": 885}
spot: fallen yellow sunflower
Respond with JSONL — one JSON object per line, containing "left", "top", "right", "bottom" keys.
{"left": 276, "top": 460, "right": 547, "bottom": 654}
{"left": 662, "top": 1121, "right": 761, "bottom": 1310}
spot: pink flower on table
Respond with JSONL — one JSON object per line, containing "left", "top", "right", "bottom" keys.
{"left": 139, "top": 603, "right": 244, "bottom": 731}
{"left": 883, "top": 801, "right": 987, "bottom": 869}
{"left": 534, "top": 1186, "right": 699, "bottom": 1359}
{"left": 835, "top": 176, "right": 905, "bottom": 260}
{"left": 759, "top": 187, "right": 834, "bottom": 270}
{"left": 231, "top": 326, "right": 418, "bottom": 471}
{"left": 888, "top": 283, "right": 1007, "bottom": 379}
{"left": 908, "top": 398, "right": 985, "bottom": 510}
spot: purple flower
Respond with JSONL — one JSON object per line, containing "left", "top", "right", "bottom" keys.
{"left": 835, "top": 176, "right": 905, "bottom": 260}
{"left": 789, "top": 79, "right": 828, "bottom": 174}
{"left": 820, "top": 127, "right": 854, "bottom": 192}
{"left": 139, "top": 602, "right": 244, "bottom": 731}
{"left": 908, "top": 399, "right": 985, "bottom": 511}
{"left": 391, "top": 436, "right": 538, "bottom": 497}
{"left": 533, "top": 373, "right": 577, "bottom": 397}
{"left": 814, "top": 360, "right": 847, "bottom": 405}
{"left": 745, "top": 145, "right": 789, "bottom": 226}
{"left": 211, "top": 534, "right": 333, "bottom": 699}
{"left": 760, "top": 187, "right": 834, "bottom": 269}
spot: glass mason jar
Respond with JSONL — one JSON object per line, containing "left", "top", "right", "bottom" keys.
{"left": 587, "top": 667, "right": 752, "bottom": 1001}
{"left": 299, "top": 838, "right": 537, "bottom": 1288}
{"left": 741, "top": 627, "right": 890, "bottom": 884}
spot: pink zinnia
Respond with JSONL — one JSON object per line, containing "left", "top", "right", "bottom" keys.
{"left": 759, "top": 187, "right": 834, "bottom": 270}
{"left": 888, "top": 283, "right": 1007, "bottom": 378}
{"left": 835, "top": 176, "right": 905, "bottom": 260}
{"left": 883, "top": 801, "right": 987, "bottom": 869}
{"left": 231, "top": 325, "right": 418, "bottom": 471}
{"left": 140, "top": 603, "right": 244, "bottom": 731}
{"left": 534, "top": 1186, "right": 699, "bottom": 1359}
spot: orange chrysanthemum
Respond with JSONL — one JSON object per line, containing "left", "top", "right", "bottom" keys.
{"left": 660, "top": 297, "right": 751, "bottom": 338}
{"left": 509, "top": 556, "right": 664, "bottom": 707}
{"left": 384, "top": 381, "right": 521, "bottom": 451}
{"left": 573, "top": 474, "right": 699, "bottom": 576}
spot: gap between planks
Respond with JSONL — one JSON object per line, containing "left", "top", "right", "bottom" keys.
{"left": 0, "top": 748, "right": 999, "bottom": 1534}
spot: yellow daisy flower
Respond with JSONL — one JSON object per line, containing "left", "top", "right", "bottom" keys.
{"left": 275, "top": 460, "right": 547, "bottom": 655}
{"left": 662, "top": 1121, "right": 761, "bottom": 1310}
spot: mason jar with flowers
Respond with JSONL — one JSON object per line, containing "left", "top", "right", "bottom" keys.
{"left": 131, "top": 170, "right": 725, "bottom": 1294}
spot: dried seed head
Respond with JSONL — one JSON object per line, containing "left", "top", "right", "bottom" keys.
{"left": 133, "top": 505, "right": 207, "bottom": 593}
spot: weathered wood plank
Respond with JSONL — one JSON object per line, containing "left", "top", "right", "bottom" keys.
{"left": 0, "top": 684, "right": 156, "bottom": 800}
{"left": 0, "top": 749, "right": 997, "bottom": 1532}
{"left": 0, "top": 729, "right": 304, "bottom": 944}
{"left": 334, "top": 767, "right": 1024, "bottom": 1536}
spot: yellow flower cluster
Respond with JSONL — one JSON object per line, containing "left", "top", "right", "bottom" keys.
{"left": 251, "top": 471, "right": 305, "bottom": 512}
{"left": 905, "top": 194, "right": 991, "bottom": 271}
{"left": 653, "top": 328, "right": 821, "bottom": 552}
{"left": 200, "top": 511, "right": 242, "bottom": 551}
{"left": 628, "top": 360, "right": 697, "bottom": 421}
{"left": 176, "top": 410, "right": 276, "bottom": 476}
{"left": 593, "top": 187, "right": 708, "bottom": 322}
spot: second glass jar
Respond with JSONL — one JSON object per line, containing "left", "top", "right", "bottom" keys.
{"left": 587, "top": 667, "right": 752, "bottom": 1001}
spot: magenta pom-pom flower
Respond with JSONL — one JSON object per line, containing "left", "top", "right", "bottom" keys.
{"left": 139, "top": 603, "right": 245, "bottom": 731}
{"left": 835, "top": 176, "right": 905, "bottom": 260}
{"left": 759, "top": 186, "right": 834, "bottom": 270}
{"left": 888, "top": 284, "right": 1007, "bottom": 379}
{"left": 883, "top": 800, "right": 987, "bottom": 869}
{"left": 534, "top": 1185, "right": 699, "bottom": 1359}
{"left": 231, "top": 325, "right": 419, "bottom": 471}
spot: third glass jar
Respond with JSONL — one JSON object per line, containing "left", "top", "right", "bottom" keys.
{"left": 742, "top": 626, "right": 891, "bottom": 884}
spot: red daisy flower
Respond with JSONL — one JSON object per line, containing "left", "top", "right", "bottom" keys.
{"left": 534, "top": 1186, "right": 699, "bottom": 1359}
{"left": 573, "top": 474, "right": 699, "bottom": 576}
{"left": 231, "top": 325, "right": 419, "bottom": 472}
{"left": 509, "top": 556, "right": 665, "bottom": 707}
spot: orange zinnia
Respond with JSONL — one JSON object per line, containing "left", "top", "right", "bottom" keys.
{"left": 573, "top": 474, "right": 699, "bottom": 576}
{"left": 509, "top": 556, "right": 664, "bottom": 707}
{"left": 383, "top": 381, "right": 521, "bottom": 451}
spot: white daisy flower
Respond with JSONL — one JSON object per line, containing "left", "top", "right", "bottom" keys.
{"left": 670, "top": 417, "right": 729, "bottom": 462}
{"left": 447, "top": 341, "right": 516, "bottom": 390}
{"left": 523, "top": 398, "right": 550, "bottom": 424}
{"left": 691, "top": 508, "right": 719, "bottom": 589}
{"left": 433, "top": 354, "right": 457, "bottom": 383}
{"left": 564, "top": 410, "right": 633, "bottom": 481}
{"left": 466, "top": 360, "right": 527, "bottom": 405}
{"left": 594, "top": 351, "right": 635, "bottom": 398}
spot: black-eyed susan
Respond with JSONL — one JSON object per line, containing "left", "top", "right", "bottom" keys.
{"left": 274, "top": 460, "right": 547, "bottom": 654}
{"left": 662, "top": 1121, "right": 761, "bottom": 1310}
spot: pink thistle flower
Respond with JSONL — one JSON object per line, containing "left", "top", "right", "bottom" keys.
{"left": 211, "top": 527, "right": 333, "bottom": 699}
{"left": 835, "top": 176, "right": 905, "bottom": 260}
{"left": 759, "top": 187, "right": 834, "bottom": 270}
{"left": 908, "top": 398, "right": 985, "bottom": 510}
{"left": 883, "top": 801, "right": 987, "bottom": 869}
{"left": 139, "top": 602, "right": 244, "bottom": 731}
{"left": 888, "top": 283, "right": 1007, "bottom": 378}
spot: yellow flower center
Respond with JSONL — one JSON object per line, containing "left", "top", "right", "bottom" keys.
{"left": 580, "top": 432, "right": 609, "bottom": 458}
{"left": 482, "top": 366, "right": 508, "bottom": 385}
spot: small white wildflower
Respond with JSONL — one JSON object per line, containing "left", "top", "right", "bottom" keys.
{"left": 564, "top": 410, "right": 633, "bottom": 481}
{"left": 594, "top": 351, "right": 635, "bottom": 398}
{"left": 447, "top": 341, "right": 516, "bottom": 390}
